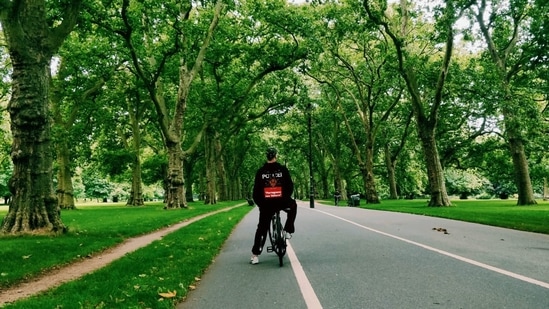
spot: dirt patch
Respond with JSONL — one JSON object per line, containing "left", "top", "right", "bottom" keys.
{"left": 0, "top": 207, "right": 236, "bottom": 306}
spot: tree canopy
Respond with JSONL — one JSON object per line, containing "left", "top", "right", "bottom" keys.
{"left": 0, "top": 0, "right": 547, "bottom": 234}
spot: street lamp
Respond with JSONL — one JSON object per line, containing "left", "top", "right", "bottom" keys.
{"left": 308, "top": 102, "right": 314, "bottom": 208}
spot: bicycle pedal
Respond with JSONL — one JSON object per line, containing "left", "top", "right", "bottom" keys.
{"left": 266, "top": 246, "right": 274, "bottom": 253}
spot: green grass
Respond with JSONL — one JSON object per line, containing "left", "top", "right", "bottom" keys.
{"left": 3, "top": 205, "right": 252, "bottom": 309}
{"left": 320, "top": 198, "right": 549, "bottom": 235}
{"left": 0, "top": 201, "right": 245, "bottom": 290}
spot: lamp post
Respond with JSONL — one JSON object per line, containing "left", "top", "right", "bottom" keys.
{"left": 308, "top": 102, "right": 314, "bottom": 208}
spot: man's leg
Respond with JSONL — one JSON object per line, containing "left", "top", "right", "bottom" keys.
{"left": 252, "top": 207, "right": 273, "bottom": 255}
{"left": 283, "top": 199, "right": 297, "bottom": 234}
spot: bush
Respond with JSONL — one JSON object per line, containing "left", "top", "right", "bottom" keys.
{"left": 476, "top": 192, "right": 493, "bottom": 199}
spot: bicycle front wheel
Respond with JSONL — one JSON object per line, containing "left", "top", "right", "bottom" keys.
{"left": 274, "top": 215, "right": 286, "bottom": 266}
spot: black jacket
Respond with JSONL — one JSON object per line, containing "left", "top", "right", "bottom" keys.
{"left": 252, "top": 161, "right": 293, "bottom": 208}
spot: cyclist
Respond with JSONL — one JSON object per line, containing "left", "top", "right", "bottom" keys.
{"left": 250, "top": 147, "right": 296, "bottom": 265}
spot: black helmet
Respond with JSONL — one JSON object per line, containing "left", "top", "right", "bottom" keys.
{"left": 266, "top": 147, "right": 277, "bottom": 160}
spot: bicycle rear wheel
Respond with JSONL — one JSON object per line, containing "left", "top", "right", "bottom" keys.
{"left": 269, "top": 212, "right": 277, "bottom": 245}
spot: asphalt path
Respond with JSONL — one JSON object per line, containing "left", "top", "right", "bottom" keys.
{"left": 179, "top": 201, "right": 549, "bottom": 309}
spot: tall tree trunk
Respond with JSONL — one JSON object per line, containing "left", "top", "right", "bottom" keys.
{"left": 184, "top": 158, "right": 195, "bottom": 202}
{"left": 314, "top": 142, "right": 330, "bottom": 200}
{"left": 0, "top": 0, "right": 82, "bottom": 234}
{"left": 126, "top": 95, "right": 144, "bottom": 206}
{"left": 418, "top": 124, "right": 451, "bottom": 206}
{"left": 1, "top": 61, "right": 65, "bottom": 233}
{"left": 127, "top": 153, "right": 144, "bottom": 206}
{"left": 332, "top": 120, "right": 345, "bottom": 200}
{"left": 360, "top": 148, "right": 380, "bottom": 204}
{"left": 57, "top": 141, "right": 76, "bottom": 210}
{"left": 126, "top": 126, "right": 144, "bottom": 206}
{"left": 165, "top": 142, "right": 186, "bottom": 208}
{"left": 543, "top": 177, "right": 549, "bottom": 201}
{"left": 215, "top": 136, "right": 227, "bottom": 202}
{"left": 204, "top": 129, "right": 216, "bottom": 205}
{"left": 384, "top": 144, "right": 399, "bottom": 199}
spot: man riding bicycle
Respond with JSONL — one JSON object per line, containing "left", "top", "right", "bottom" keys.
{"left": 250, "top": 147, "right": 296, "bottom": 265}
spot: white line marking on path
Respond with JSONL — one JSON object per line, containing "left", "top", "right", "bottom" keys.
{"left": 287, "top": 241, "right": 323, "bottom": 309}
{"left": 316, "top": 209, "right": 549, "bottom": 290}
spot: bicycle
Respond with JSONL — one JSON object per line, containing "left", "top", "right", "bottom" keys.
{"left": 266, "top": 208, "right": 289, "bottom": 267}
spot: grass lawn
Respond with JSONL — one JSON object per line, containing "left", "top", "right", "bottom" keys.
{"left": 2, "top": 204, "right": 252, "bottom": 309}
{"left": 0, "top": 201, "right": 247, "bottom": 290}
{"left": 320, "top": 198, "right": 549, "bottom": 235}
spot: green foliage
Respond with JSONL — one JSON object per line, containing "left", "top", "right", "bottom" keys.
{"left": 0, "top": 163, "right": 12, "bottom": 202}
{"left": 81, "top": 170, "right": 113, "bottom": 200}
{"left": 0, "top": 0, "right": 546, "bottom": 215}
{"left": 141, "top": 155, "right": 168, "bottom": 185}
{"left": 95, "top": 148, "right": 134, "bottom": 177}
{"left": 445, "top": 168, "right": 487, "bottom": 198}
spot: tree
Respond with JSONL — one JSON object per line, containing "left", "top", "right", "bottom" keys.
{"left": 305, "top": 0, "right": 405, "bottom": 204}
{"left": 467, "top": 0, "right": 542, "bottom": 205}
{"left": 363, "top": 0, "right": 471, "bottom": 206}
{"left": 0, "top": 0, "right": 82, "bottom": 234}
{"left": 51, "top": 30, "right": 118, "bottom": 209}
{"left": 193, "top": 0, "right": 312, "bottom": 203}
{"left": 380, "top": 108, "right": 414, "bottom": 199}
{"left": 116, "top": 0, "right": 223, "bottom": 209}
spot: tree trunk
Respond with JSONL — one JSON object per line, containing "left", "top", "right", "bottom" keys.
{"left": 362, "top": 143, "right": 380, "bottom": 204}
{"left": 360, "top": 163, "right": 380, "bottom": 204}
{"left": 418, "top": 125, "right": 451, "bottom": 207}
{"left": 204, "top": 130, "right": 216, "bottom": 205}
{"left": 0, "top": 1, "right": 81, "bottom": 233}
{"left": 215, "top": 136, "right": 226, "bottom": 202}
{"left": 127, "top": 153, "right": 144, "bottom": 206}
{"left": 504, "top": 107, "right": 537, "bottom": 205}
{"left": 543, "top": 177, "right": 549, "bottom": 201}
{"left": 126, "top": 101, "right": 144, "bottom": 206}
{"left": 57, "top": 141, "right": 76, "bottom": 210}
{"left": 332, "top": 121, "right": 345, "bottom": 201}
{"left": 1, "top": 60, "right": 66, "bottom": 233}
{"left": 315, "top": 143, "right": 330, "bottom": 200}
{"left": 184, "top": 158, "right": 195, "bottom": 202}
{"left": 384, "top": 144, "right": 399, "bottom": 199}
{"left": 165, "top": 143, "right": 186, "bottom": 209}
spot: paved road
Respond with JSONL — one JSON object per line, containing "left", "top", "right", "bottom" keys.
{"left": 178, "top": 201, "right": 549, "bottom": 309}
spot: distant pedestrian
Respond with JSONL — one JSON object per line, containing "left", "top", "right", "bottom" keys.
{"left": 334, "top": 190, "right": 341, "bottom": 206}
